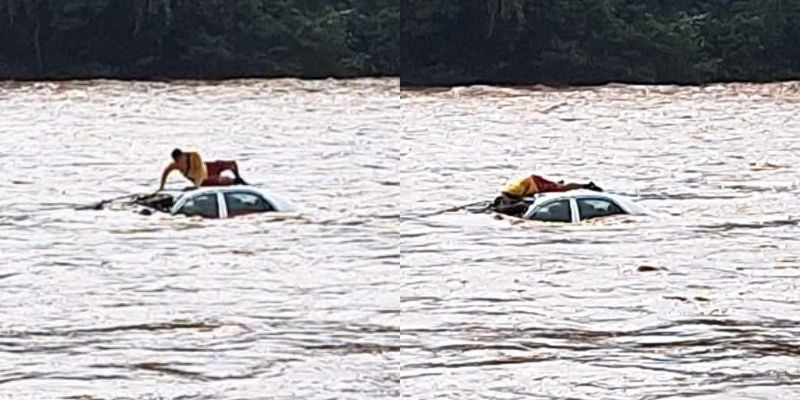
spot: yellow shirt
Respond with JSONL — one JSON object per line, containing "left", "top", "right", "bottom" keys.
{"left": 502, "top": 176, "right": 539, "bottom": 197}
{"left": 170, "top": 151, "right": 207, "bottom": 186}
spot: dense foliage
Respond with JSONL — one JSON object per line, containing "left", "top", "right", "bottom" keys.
{"left": 3, "top": 1, "right": 800, "bottom": 85}
{"left": 402, "top": 0, "right": 800, "bottom": 86}
{"left": 0, "top": 0, "right": 398, "bottom": 79}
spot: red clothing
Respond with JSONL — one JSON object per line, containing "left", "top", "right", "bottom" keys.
{"left": 205, "top": 160, "right": 235, "bottom": 177}
{"left": 201, "top": 160, "right": 237, "bottom": 186}
{"left": 502, "top": 174, "right": 561, "bottom": 197}
{"left": 532, "top": 175, "right": 560, "bottom": 192}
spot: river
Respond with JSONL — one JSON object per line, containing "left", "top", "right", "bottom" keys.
{"left": 1, "top": 79, "right": 799, "bottom": 399}
{"left": 400, "top": 83, "right": 800, "bottom": 399}
{"left": 0, "top": 79, "right": 399, "bottom": 399}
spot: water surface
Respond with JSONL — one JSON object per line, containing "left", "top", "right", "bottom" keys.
{"left": 3, "top": 78, "right": 800, "bottom": 399}
{"left": 0, "top": 78, "right": 400, "bottom": 399}
{"left": 400, "top": 82, "right": 800, "bottom": 399}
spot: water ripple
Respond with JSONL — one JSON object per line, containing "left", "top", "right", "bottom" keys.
{"left": 400, "top": 82, "right": 800, "bottom": 399}
{"left": 0, "top": 79, "right": 400, "bottom": 399}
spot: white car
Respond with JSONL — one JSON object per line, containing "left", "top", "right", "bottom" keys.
{"left": 163, "top": 186, "right": 298, "bottom": 219}
{"left": 520, "top": 190, "right": 657, "bottom": 223}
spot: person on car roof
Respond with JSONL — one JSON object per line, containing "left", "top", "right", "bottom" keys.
{"left": 157, "top": 148, "right": 248, "bottom": 191}
{"left": 493, "top": 174, "right": 602, "bottom": 217}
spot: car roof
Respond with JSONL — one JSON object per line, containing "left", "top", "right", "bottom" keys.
{"left": 176, "top": 185, "right": 260, "bottom": 196}
{"left": 533, "top": 190, "right": 624, "bottom": 202}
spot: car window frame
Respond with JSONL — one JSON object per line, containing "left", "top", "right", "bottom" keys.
{"left": 178, "top": 192, "right": 222, "bottom": 219}
{"left": 576, "top": 197, "right": 625, "bottom": 221}
{"left": 222, "top": 191, "right": 274, "bottom": 217}
{"left": 529, "top": 198, "right": 576, "bottom": 223}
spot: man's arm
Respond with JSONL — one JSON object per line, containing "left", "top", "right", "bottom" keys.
{"left": 158, "top": 163, "right": 177, "bottom": 191}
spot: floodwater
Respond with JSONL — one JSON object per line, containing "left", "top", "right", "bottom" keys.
{"left": 2, "top": 79, "right": 800, "bottom": 400}
{"left": 0, "top": 79, "right": 399, "bottom": 399}
{"left": 400, "top": 83, "right": 800, "bottom": 399}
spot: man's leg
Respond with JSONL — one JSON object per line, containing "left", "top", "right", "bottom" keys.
{"left": 204, "top": 161, "right": 247, "bottom": 185}
{"left": 554, "top": 182, "right": 602, "bottom": 192}
{"left": 216, "top": 160, "right": 248, "bottom": 185}
{"left": 556, "top": 183, "right": 585, "bottom": 192}
{"left": 200, "top": 176, "right": 235, "bottom": 187}
{"left": 226, "top": 161, "right": 248, "bottom": 185}
{"left": 533, "top": 175, "right": 566, "bottom": 192}
{"left": 205, "top": 161, "right": 226, "bottom": 178}
{"left": 534, "top": 175, "right": 601, "bottom": 193}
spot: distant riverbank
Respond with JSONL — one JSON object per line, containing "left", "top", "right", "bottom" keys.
{"left": 0, "top": 0, "right": 397, "bottom": 81}
{"left": 401, "top": 0, "right": 800, "bottom": 87}
{"left": 5, "top": 1, "right": 800, "bottom": 87}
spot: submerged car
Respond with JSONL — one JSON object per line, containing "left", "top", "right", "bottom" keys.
{"left": 519, "top": 190, "right": 657, "bottom": 223}
{"left": 142, "top": 186, "right": 297, "bottom": 219}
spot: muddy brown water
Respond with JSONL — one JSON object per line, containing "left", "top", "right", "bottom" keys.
{"left": 399, "top": 83, "right": 800, "bottom": 399}
{"left": 0, "top": 79, "right": 399, "bottom": 399}
{"left": 2, "top": 79, "right": 800, "bottom": 399}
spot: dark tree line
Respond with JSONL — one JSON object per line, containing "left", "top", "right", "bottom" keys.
{"left": 0, "top": 0, "right": 398, "bottom": 79}
{"left": 402, "top": 0, "right": 800, "bottom": 86}
{"left": 2, "top": 0, "right": 800, "bottom": 85}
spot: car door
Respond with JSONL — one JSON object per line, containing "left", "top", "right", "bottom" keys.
{"left": 223, "top": 191, "right": 275, "bottom": 218}
{"left": 528, "top": 199, "right": 575, "bottom": 223}
{"left": 176, "top": 192, "right": 221, "bottom": 219}
{"left": 576, "top": 198, "right": 626, "bottom": 221}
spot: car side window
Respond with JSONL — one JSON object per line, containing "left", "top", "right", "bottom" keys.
{"left": 179, "top": 193, "right": 219, "bottom": 218}
{"left": 224, "top": 192, "right": 273, "bottom": 217}
{"left": 577, "top": 198, "right": 624, "bottom": 221}
{"left": 531, "top": 200, "right": 572, "bottom": 222}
